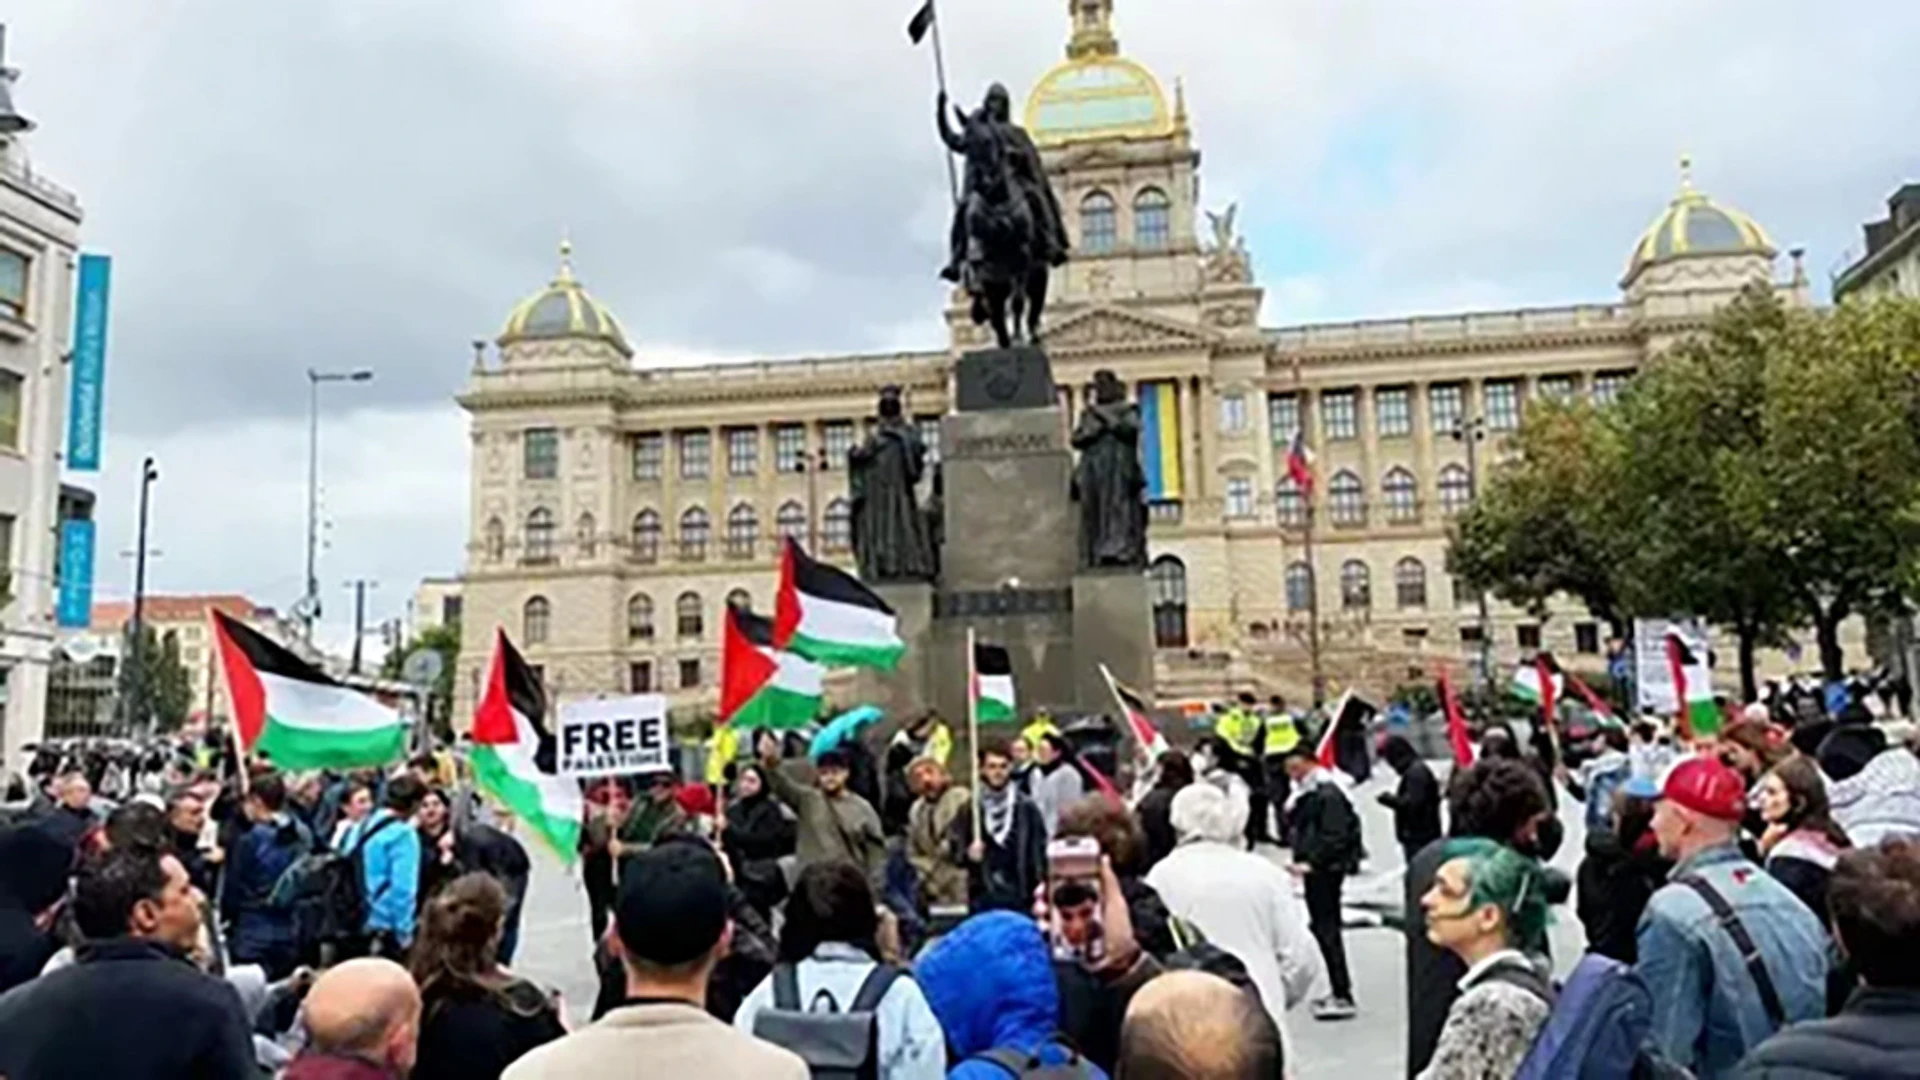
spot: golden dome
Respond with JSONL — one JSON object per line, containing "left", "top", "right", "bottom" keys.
{"left": 498, "top": 239, "right": 632, "bottom": 357}
{"left": 1024, "top": 0, "right": 1175, "bottom": 147}
{"left": 1625, "top": 157, "right": 1774, "bottom": 283}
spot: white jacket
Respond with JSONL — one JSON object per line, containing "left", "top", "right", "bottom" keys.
{"left": 1145, "top": 839, "right": 1323, "bottom": 1038}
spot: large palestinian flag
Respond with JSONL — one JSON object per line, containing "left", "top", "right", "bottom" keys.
{"left": 1665, "top": 630, "right": 1723, "bottom": 739}
{"left": 212, "top": 611, "right": 407, "bottom": 770}
{"left": 722, "top": 606, "right": 825, "bottom": 730}
{"left": 774, "top": 538, "right": 905, "bottom": 670}
{"left": 470, "top": 629, "right": 582, "bottom": 863}
{"left": 971, "top": 642, "right": 1017, "bottom": 723}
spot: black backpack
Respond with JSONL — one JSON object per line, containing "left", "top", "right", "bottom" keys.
{"left": 280, "top": 815, "right": 401, "bottom": 948}
{"left": 970, "top": 1041, "right": 1105, "bottom": 1079}
{"left": 751, "top": 962, "right": 905, "bottom": 1080}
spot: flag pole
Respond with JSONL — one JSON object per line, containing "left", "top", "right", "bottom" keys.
{"left": 967, "top": 626, "right": 982, "bottom": 843}
{"left": 925, "top": 1, "right": 961, "bottom": 205}
{"left": 1097, "top": 663, "right": 1136, "bottom": 757}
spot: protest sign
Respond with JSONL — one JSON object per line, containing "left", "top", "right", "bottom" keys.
{"left": 557, "top": 694, "right": 669, "bottom": 778}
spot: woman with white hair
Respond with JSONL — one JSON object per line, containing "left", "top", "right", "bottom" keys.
{"left": 1143, "top": 782, "right": 1322, "bottom": 1054}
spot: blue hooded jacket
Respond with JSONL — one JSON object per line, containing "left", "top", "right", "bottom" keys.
{"left": 915, "top": 911, "right": 1108, "bottom": 1079}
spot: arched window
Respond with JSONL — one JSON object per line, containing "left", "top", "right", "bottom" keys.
{"left": 1438, "top": 465, "right": 1473, "bottom": 516}
{"left": 1081, "top": 191, "right": 1117, "bottom": 254}
{"left": 726, "top": 588, "right": 752, "bottom": 612}
{"left": 1395, "top": 557, "right": 1428, "bottom": 609}
{"left": 1133, "top": 187, "right": 1170, "bottom": 249}
{"left": 776, "top": 500, "right": 808, "bottom": 542}
{"left": 522, "top": 596, "right": 551, "bottom": 644}
{"left": 823, "top": 498, "right": 852, "bottom": 554}
{"left": 576, "top": 512, "right": 598, "bottom": 558}
{"left": 1275, "top": 477, "right": 1307, "bottom": 528}
{"left": 1329, "top": 471, "right": 1365, "bottom": 527}
{"left": 679, "top": 506, "right": 710, "bottom": 561}
{"left": 631, "top": 509, "right": 661, "bottom": 563}
{"left": 726, "top": 503, "right": 758, "bottom": 560}
{"left": 483, "top": 517, "right": 505, "bottom": 563}
{"left": 1149, "top": 555, "right": 1188, "bottom": 648}
{"left": 627, "top": 593, "right": 654, "bottom": 641}
{"left": 1286, "top": 562, "right": 1315, "bottom": 612}
{"left": 1340, "top": 560, "right": 1372, "bottom": 611}
{"left": 676, "top": 591, "right": 704, "bottom": 639}
{"left": 524, "top": 508, "right": 555, "bottom": 562}
{"left": 1382, "top": 468, "right": 1418, "bottom": 524}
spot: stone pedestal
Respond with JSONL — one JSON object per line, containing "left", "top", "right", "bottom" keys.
{"left": 852, "top": 581, "right": 934, "bottom": 721}
{"left": 1073, "top": 569, "right": 1153, "bottom": 707}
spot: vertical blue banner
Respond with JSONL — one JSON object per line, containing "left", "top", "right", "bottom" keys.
{"left": 56, "top": 518, "right": 95, "bottom": 628}
{"left": 66, "top": 253, "right": 111, "bottom": 472}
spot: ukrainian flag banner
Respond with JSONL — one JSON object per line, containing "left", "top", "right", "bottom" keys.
{"left": 1137, "top": 380, "right": 1183, "bottom": 500}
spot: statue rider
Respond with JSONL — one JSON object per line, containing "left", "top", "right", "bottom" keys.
{"left": 936, "top": 83, "right": 1069, "bottom": 283}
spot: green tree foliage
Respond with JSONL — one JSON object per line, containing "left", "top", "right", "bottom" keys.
{"left": 120, "top": 625, "right": 194, "bottom": 733}
{"left": 382, "top": 622, "right": 459, "bottom": 740}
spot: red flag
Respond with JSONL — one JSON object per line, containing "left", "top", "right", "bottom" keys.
{"left": 1567, "top": 672, "right": 1618, "bottom": 725}
{"left": 1439, "top": 669, "right": 1476, "bottom": 768}
{"left": 1534, "top": 653, "right": 1560, "bottom": 728}
{"left": 1285, "top": 427, "right": 1316, "bottom": 494}
{"left": 1315, "top": 694, "right": 1343, "bottom": 769}
{"left": 1665, "top": 632, "right": 1693, "bottom": 741}
{"left": 719, "top": 606, "right": 779, "bottom": 725}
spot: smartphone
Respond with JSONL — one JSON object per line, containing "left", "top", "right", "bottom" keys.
{"left": 1046, "top": 837, "right": 1104, "bottom": 965}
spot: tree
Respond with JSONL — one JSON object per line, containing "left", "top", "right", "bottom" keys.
{"left": 119, "top": 625, "right": 193, "bottom": 733}
{"left": 382, "top": 622, "right": 459, "bottom": 740}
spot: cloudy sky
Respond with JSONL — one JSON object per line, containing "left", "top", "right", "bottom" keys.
{"left": 9, "top": 0, "right": 1918, "bottom": 651}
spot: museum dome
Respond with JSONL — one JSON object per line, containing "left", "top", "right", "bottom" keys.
{"left": 498, "top": 240, "right": 633, "bottom": 357}
{"left": 1625, "top": 157, "right": 1774, "bottom": 282}
{"left": 1024, "top": 0, "right": 1176, "bottom": 147}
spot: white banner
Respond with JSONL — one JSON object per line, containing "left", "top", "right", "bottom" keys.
{"left": 1633, "top": 618, "right": 1708, "bottom": 715}
{"left": 557, "top": 694, "right": 669, "bottom": 778}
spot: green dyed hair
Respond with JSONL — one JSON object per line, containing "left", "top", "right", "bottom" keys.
{"left": 1439, "top": 837, "right": 1550, "bottom": 954}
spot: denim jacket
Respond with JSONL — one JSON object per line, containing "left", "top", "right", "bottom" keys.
{"left": 1635, "top": 843, "right": 1829, "bottom": 1080}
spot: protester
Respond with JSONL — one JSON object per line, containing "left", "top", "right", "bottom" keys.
{"left": 1575, "top": 776, "right": 1670, "bottom": 963}
{"left": 1008, "top": 730, "right": 1038, "bottom": 796}
{"left": 1190, "top": 737, "right": 1253, "bottom": 833}
{"left": 1145, "top": 783, "right": 1319, "bottom": 1046}
{"left": 1378, "top": 735, "right": 1442, "bottom": 865}
{"left": 1283, "top": 745, "right": 1362, "bottom": 1021}
{"left": 1404, "top": 758, "right": 1558, "bottom": 1078}
{"left": 735, "top": 861, "right": 945, "bottom": 1079}
{"left": 1416, "top": 837, "right": 1554, "bottom": 1080}
{"left": 409, "top": 874, "right": 565, "bottom": 1080}
{"left": 1638, "top": 756, "right": 1830, "bottom": 1078}
{"left": 1116, "top": 969, "right": 1282, "bottom": 1080}
{"left": 287, "top": 957, "right": 422, "bottom": 1080}
{"left": 1821, "top": 729, "right": 1920, "bottom": 847}
{"left": 338, "top": 774, "right": 425, "bottom": 958}
{"left": 885, "top": 713, "right": 954, "bottom": 833}
{"left": 1736, "top": 838, "right": 1920, "bottom": 1078}
{"left": 165, "top": 789, "right": 219, "bottom": 897}
{"left": 416, "top": 788, "right": 532, "bottom": 962}
{"left": 1630, "top": 719, "right": 1677, "bottom": 781}
{"left": 580, "top": 776, "right": 623, "bottom": 943}
{"left": 905, "top": 757, "right": 970, "bottom": 911}
{"left": 612, "top": 768, "right": 690, "bottom": 868}
{"left": 1056, "top": 795, "right": 1178, "bottom": 958}
{"left": 221, "top": 771, "right": 312, "bottom": 979}
{"left": 0, "top": 824, "right": 70, "bottom": 994}
{"left": 956, "top": 738, "right": 1048, "bottom": 914}
{"left": 1133, "top": 750, "right": 1191, "bottom": 871}
{"left": 416, "top": 786, "right": 464, "bottom": 903}
{"left": 675, "top": 782, "right": 720, "bottom": 840}
{"left": 917, "top": 910, "right": 1106, "bottom": 1078}
{"left": 0, "top": 847, "right": 256, "bottom": 1080}
{"left": 760, "top": 744, "right": 887, "bottom": 889}
{"left": 1563, "top": 725, "right": 1633, "bottom": 834}
{"left": 35, "top": 770, "right": 96, "bottom": 852}
{"left": 721, "top": 763, "right": 796, "bottom": 919}
{"left": 1032, "top": 732, "right": 1088, "bottom": 839}
{"left": 1756, "top": 756, "right": 1852, "bottom": 919}
{"left": 505, "top": 842, "right": 808, "bottom": 1079}
{"left": 331, "top": 780, "right": 376, "bottom": 850}
{"left": 286, "top": 771, "right": 326, "bottom": 839}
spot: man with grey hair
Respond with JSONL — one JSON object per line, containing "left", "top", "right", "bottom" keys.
{"left": 286, "top": 957, "right": 421, "bottom": 1079}
{"left": 1144, "top": 783, "right": 1320, "bottom": 1058}
{"left": 1118, "top": 970, "right": 1281, "bottom": 1079}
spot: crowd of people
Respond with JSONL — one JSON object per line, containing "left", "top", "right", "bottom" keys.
{"left": 1, "top": 680, "right": 1918, "bottom": 1080}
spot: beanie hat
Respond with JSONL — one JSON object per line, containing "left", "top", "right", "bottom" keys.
{"left": 1658, "top": 757, "right": 1747, "bottom": 822}
{"left": 0, "top": 824, "right": 73, "bottom": 913}
{"left": 1817, "top": 724, "right": 1887, "bottom": 782}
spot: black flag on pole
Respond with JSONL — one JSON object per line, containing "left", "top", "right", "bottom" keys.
{"left": 907, "top": 0, "right": 936, "bottom": 44}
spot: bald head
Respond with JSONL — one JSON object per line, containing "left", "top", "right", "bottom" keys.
{"left": 1119, "top": 971, "right": 1280, "bottom": 1080}
{"left": 302, "top": 958, "right": 421, "bottom": 1072}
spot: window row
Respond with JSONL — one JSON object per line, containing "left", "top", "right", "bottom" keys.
{"left": 522, "top": 418, "right": 945, "bottom": 482}
{"left": 1078, "top": 187, "right": 1171, "bottom": 255}
{"left": 479, "top": 500, "right": 852, "bottom": 564}
{"left": 1232, "top": 466, "right": 1473, "bottom": 525}
{"left": 523, "top": 588, "right": 756, "bottom": 648}
{"left": 1283, "top": 556, "right": 1446, "bottom": 612}
{"left": 1261, "top": 372, "right": 1633, "bottom": 446}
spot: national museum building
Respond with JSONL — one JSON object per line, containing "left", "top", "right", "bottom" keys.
{"left": 451, "top": 0, "right": 1807, "bottom": 719}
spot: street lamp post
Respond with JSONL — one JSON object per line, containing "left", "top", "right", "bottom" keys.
{"left": 304, "top": 367, "right": 373, "bottom": 639}
{"left": 1452, "top": 413, "right": 1493, "bottom": 690}
{"left": 124, "top": 456, "right": 158, "bottom": 734}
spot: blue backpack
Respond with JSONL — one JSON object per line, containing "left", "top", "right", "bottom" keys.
{"left": 1507, "top": 953, "right": 1658, "bottom": 1080}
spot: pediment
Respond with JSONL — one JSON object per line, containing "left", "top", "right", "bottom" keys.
{"left": 1040, "top": 305, "right": 1219, "bottom": 352}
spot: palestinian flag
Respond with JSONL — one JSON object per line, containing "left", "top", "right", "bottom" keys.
{"left": 971, "top": 643, "right": 1017, "bottom": 723}
{"left": 212, "top": 611, "right": 407, "bottom": 770}
{"left": 1566, "top": 671, "right": 1622, "bottom": 729}
{"left": 1099, "top": 664, "right": 1168, "bottom": 761}
{"left": 470, "top": 630, "right": 582, "bottom": 863}
{"left": 1316, "top": 691, "right": 1377, "bottom": 773}
{"left": 1510, "top": 656, "right": 1563, "bottom": 711}
{"left": 774, "top": 539, "right": 905, "bottom": 670}
{"left": 722, "top": 606, "right": 825, "bottom": 730}
{"left": 1438, "top": 669, "right": 1476, "bottom": 768}
{"left": 1665, "top": 630, "right": 1723, "bottom": 739}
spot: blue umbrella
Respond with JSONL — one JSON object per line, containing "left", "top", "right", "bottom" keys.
{"left": 810, "top": 705, "right": 885, "bottom": 761}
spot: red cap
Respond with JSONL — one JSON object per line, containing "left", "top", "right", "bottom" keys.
{"left": 1659, "top": 756, "right": 1748, "bottom": 822}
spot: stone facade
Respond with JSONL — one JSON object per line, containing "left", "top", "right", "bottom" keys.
{"left": 450, "top": 1, "right": 1839, "bottom": 721}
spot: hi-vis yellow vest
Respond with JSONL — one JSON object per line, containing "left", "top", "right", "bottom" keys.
{"left": 1263, "top": 713, "right": 1301, "bottom": 756}
{"left": 1218, "top": 708, "right": 1261, "bottom": 756}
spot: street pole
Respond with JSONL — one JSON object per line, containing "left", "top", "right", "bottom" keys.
{"left": 125, "top": 457, "right": 157, "bottom": 735}
{"left": 346, "top": 579, "right": 376, "bottom": 675}
{"left": 303, "top": 368, "right": 374, "bottom": 641}
{"left": 1303, "top": 502, "right": 1325, "bottom": 707}
{"left": 1454, "top": 414, "right": 1493, "bottom": 691}
{"left": 805, "top": 447, "right": 820, "bottom": 554}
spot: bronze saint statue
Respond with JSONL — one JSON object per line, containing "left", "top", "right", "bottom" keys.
{"left": 937, "top": 83, "right": 1068, "bottom": 348}
{"left": 848, "top": 386, "right": 935, "bottom": 582}
{"left": 1071, "top": 370, "right": 1148, "bottom": 569}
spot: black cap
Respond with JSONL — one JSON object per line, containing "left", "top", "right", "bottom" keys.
{"left": 615, "top": 842, "right": 728, "bottom": 966}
